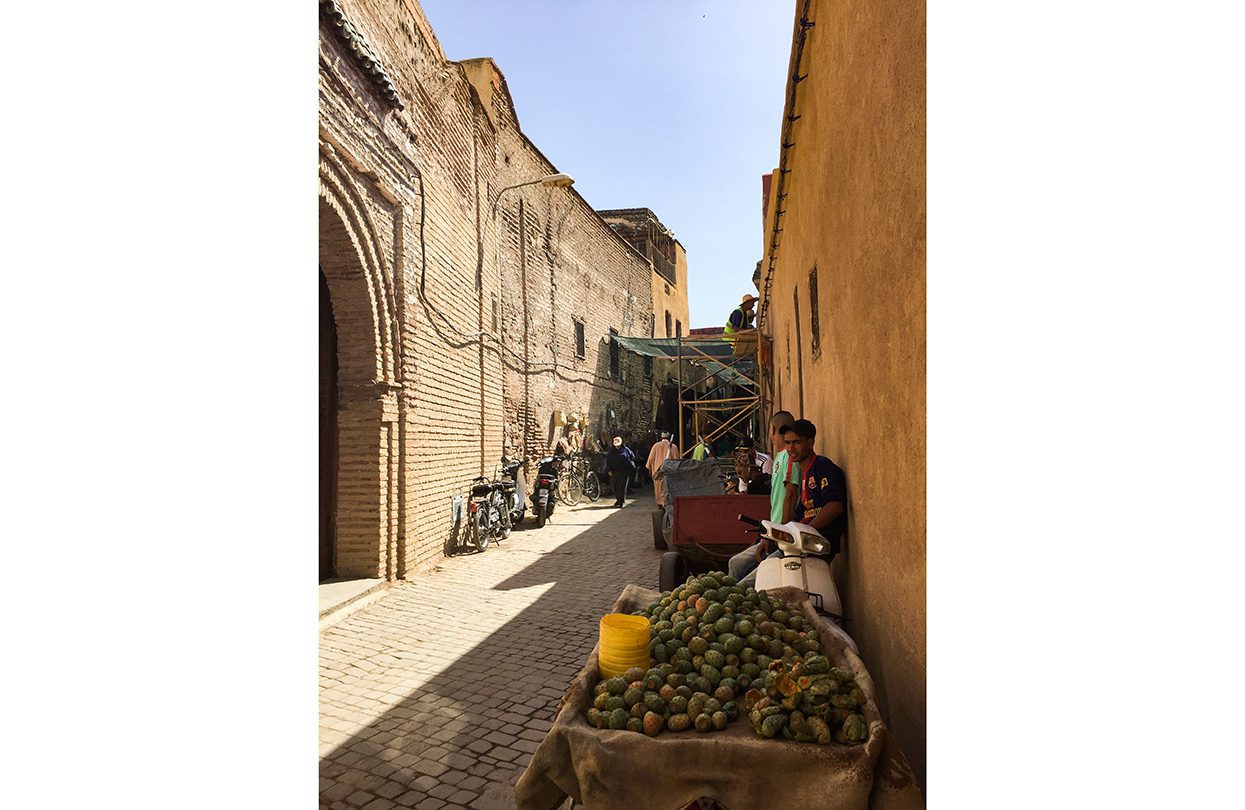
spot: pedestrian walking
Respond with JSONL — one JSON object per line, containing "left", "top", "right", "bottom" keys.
{"left": 645, "top": 431, "right": 682, "bottom": 506}
{"left": 606, "top": 435, "right": 637, "bottom": 508}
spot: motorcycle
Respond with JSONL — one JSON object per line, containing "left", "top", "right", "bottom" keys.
{"left": 531, "top": 454, "right": 565, "bottom": 528}
{"left": 737, "top": 514, "right": 857, "bottom": 654}
{"left": 499, "top": 456, "right": 527, "bottom": 526}
{"left": 466, "top": 473, "right": 510, "bottom": 551}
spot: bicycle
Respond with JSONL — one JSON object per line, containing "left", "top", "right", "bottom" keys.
{"left": 558, "top": 453, "right": 601, "bottom": 505}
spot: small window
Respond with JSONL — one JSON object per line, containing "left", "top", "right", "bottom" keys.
{"left": 808, "top": 266, "right": 821, "bottom": 356}
{"left": 665, "top": 311, "right": 672, "bottom": 338}
{"left": 491, "top": 295, "right": 499, "bottom": 333}
{"left": 609, "top": 328, "right": 620, "bottom": 377}
{"left": 574, "top": 319, "right": 586, "bottom": 359}
{"left": 644, "top": 356, "right": 653, "bottom": 379}
{"left": 675, "top": 320, "right": 682, "bottom": 338}
{"left": 650, "top": 313, "right": 656, "bottom": 338}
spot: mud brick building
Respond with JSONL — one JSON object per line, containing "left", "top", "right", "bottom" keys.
{"left": 319, "top": 0, "right": 661, "bottom": 583}
{"left": 757, "top": 0, "right": 926, "bottom": 785}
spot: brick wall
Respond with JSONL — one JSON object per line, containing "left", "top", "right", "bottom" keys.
{"left": 319, "top": 0, "right": 656, "bottom": 580}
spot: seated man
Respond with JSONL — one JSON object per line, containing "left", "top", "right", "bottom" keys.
{"left": 729, "top": 418, "right": 847, "bottom": 587}
{"left": 728, "top": 411, "right": 800, "bottom": 583}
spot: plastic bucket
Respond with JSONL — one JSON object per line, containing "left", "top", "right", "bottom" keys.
{"left": 598, "top": 614, "right": 652, "bottom": 679}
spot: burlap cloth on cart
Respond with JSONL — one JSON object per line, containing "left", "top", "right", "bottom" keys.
{"left": 514, "top": 584, "right": 924, "bottom": 810}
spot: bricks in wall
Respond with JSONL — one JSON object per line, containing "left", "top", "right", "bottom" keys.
{"left": 320, "top": 0, "right": 660, "bottom": 580}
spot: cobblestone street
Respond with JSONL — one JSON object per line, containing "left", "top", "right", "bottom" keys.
{"left": 319, "top": 497, "right": 665, "bottom": 810}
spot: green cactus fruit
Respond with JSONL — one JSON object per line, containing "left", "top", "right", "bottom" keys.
{"left": 607, "top": 708, "right": 629, "bottom": 730}
{"left": 709, "top": 643, "right": 726, "bottom": 656}
{"left": 734, "top": 619, "right": 755, "bottom": 637}
{"left": 721, "top": 663, "right": 740, "bottom": 679}
{"left": 714, "top": 617, "right": 735, "bottom": 635}
{"left": 606, "top": 677, "right": 627, "bottom": 695}
{"left": 693, "top": 676, "right": 713, "bottom": 694}
{"left": 623, "top": 687, "right": 644, "bottom": 707}
{"left": 736, "top": 674, "right": 752, "bottom": 689}
{"left": 704, "top": 649, "right": 726, "bottom": 669}
{"left": 711, "top": 711, "right": 729, "bottom": 730}
{"left": 652, "top": 643, "right": 669, "bottom": 664}
{"left": 668, "top": 695, "right": 689, "bottom": 714}
{"left": 740, "top": 648, "right": 759, "bottom": 665}
{"left": 643, "top": 692, "right": 667, "bottom": 713}
{"left": 665, "top": 673, "right": 686, "bottom": 689}
{"left": 829, "top": 667, "right": 854, "bottom": 683}
{"left": 658, "top": 629, "right": 675, "bottom": 643}
{"left": 688, "top": 637, "right": 709, "bottom": 656}
{"left": 675, "top": 685, "right": 693, "bottom": 700}
{"left": 658, "top": 684, "right": 676, "bottom": 702}
{"left": 768, "top": 640, "right": 786, "bottom": 659}
{"left": 691, "top": 655, "right": 705, "bottom": 671}
{"left": 703, "top": 697, "right": 722, "bottom": 715}
{"left": 806, "top": 715, "right": 831, "bottom": 744}
{"left": 694, "top": 713, "right": 713, "bottom": 732}
{"left": 703, "top": 603, "right": 724, "bottom": 624}
{"left": 594, "top": 680, "right": 609, "bottom": 696}
{"left": 604, "top": 696, "right": 626, "bottom": 712}
{"left": 830, "top": 693, "right": 858, "bottom": 711}
{"left": 740, "top": 662, "right": 761, "bottom": 678}
{"left": 643, "top": 673, "right": 663, "bottom": 692}
{"left": 787, "top": 614, "right": 804, "bottom": 630}
{"left": 626, "top": 717, "right": 644, "bottom": 733}
{"left": 687, "top": 693, "right": 708, "bottom": 718}
{"left": 771, "top": 609, "right": 790, "bottom": 624}
{"left": 837, "top": 713, "right": 868, "bottom": 744}
{"left": 643, "top": 711, "right": 664, "bottom": 737}
{"left": 631, "top": 702, "right": 648, "bottom": 719}
{"left": 667, "top": 713, "right": 692, "bottom": 732}
{"left": 851, "top": 688, "right": 867, "bottom": 707}
{"left": 714, "top": 685, "right": 735, "bottom": 704}
{"left": 700, "top": 665, "right": 723, "bottom": 687}
{"left": 673, "top": 647, "right": 693, "bottom": 663}
{"left": 722, "top": 700, "right": 739, "bottom": 721}
{"left": 722, "top": 635, "right": 745, "bottom": 655}
{"left": 586, "top": 708, "right": 602, "bottom": 727}
{"left": 759, "top": 713, "right": 788, "bottom": 738}
{"left": 781, "top": 629, "right": 798, "bottom": 644}
{"left": 803, "top": 656, "right": 830, "bottom": 675}
{"left": 593, "top": 693, "right": 609, "bottom": 711}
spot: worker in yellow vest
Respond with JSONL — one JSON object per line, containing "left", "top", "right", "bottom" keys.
{"left": 724, "top": 294, "right": 758, "bottom": 338}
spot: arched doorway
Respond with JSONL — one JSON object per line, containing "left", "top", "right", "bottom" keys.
{"left": 319, "top": 268, "right": 339, "bottom": 581}
{"left": 318, "top": 187, "right": 398, "bottom": 581}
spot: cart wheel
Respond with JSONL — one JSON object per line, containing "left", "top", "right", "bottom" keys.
{"left": 659, "top": 551, "right": 684, "bottom": 593}
{"left": 652, "top": 508, "right": 667, "bottom": 550}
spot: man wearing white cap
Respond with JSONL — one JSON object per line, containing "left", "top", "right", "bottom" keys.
{"left": 724, "top": 294, "right": 758, "bottom": 336}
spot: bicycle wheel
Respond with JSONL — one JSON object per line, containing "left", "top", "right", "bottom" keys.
{"left": 562, "top": 472, "right": 583, "bottom": 506}
{"left": 583, "top": 471, "right": 601, "bottom": 502}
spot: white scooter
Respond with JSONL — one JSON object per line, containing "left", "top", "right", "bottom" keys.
{"left": 737, "top": 514, "right": 858, "bottom": 654}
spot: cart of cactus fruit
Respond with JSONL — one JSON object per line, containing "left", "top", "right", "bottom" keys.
{"left": 513, "top": 577, "right": 924, "bottom": 810}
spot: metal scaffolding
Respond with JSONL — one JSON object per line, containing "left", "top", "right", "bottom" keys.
{"left": 612, "top": 330, "right": 769, "bottom": 455}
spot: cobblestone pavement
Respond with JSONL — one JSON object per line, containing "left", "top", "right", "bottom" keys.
{"left": 320, "top": 495, "right": 665, "bottom": 810}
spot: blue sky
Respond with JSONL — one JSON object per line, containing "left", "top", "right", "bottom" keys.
{"left": 420, "top": 0, "right": 794, "bottom": 329}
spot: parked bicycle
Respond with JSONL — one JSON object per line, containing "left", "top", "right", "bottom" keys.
{"left": 465, "top": 472, "right": 510, "bottom": 551}
{"left": 557, "top": 452, "right": 601, "bottom": 505}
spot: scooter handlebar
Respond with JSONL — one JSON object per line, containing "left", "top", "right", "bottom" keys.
{"left": 737, "top": 514, "right": 764, "bottom": 528}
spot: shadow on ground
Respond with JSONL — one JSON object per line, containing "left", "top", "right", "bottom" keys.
{"left": 320, "top": 495, "right": 664, "bottom": 810}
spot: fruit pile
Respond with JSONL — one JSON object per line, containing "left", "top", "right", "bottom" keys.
{"left": 585, "top": 572, "right": 866, "bottom": 745}
{"left": 741, "top": 657, "right": 869, "bottom": 744}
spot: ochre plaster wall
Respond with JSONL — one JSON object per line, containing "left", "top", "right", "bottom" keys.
{"left": 761, "top": 0, "right": 926, "bottom": 785}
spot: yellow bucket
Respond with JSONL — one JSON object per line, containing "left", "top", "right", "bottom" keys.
{"left": 598, "top": 614, "right": 652, "bottom": 679}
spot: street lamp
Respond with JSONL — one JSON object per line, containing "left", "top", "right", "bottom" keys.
{"left": 491, "top": 173, "right": 575, "bottom": 217}
{"left": 489, "top": 171, "right": 575, "bottom": 466}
